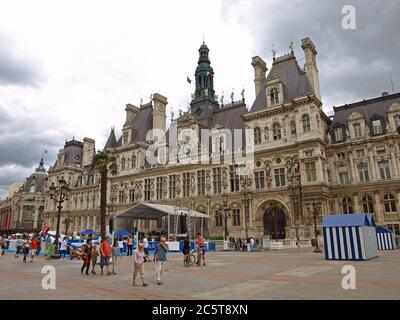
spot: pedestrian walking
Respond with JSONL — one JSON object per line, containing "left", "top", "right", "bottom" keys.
{"left": 22, "top": 236, "right": 30, "bottom": 263}
{"left": 112, "top": 239, "right": 121, "bottom": 275}
{"left": 100, "top": 237, "right": 112, "bottom": 276}
{"left": 250, "top": 237, "right": 255, "bottom": 252}
{"left": 127, "top": 236, "right": 133, "bottom": 256}
{"left": 81, "top": 239, "right": 92, "bottom": 275}
{"left": 30, "top": 236, "right": 40, "bottom": 262}
{"left": 15, "top": 236, "right": 23, "bottom": 258}
{"left": 0, "top": 236, "right": 5, "bottom": 256}
{"left": 118, "top": 237, "right": 124, "bottom": 256}
{"left": 142, "top": 234, "right": 149, "bottom": 262}
{"left": 296, "top": 238, "right": 300, "bottom": 251}
{"left": 182, "top": 235, "right": 191, "bottom": 267}
{"left": 91, "top": 244, "right": 99, "bottom": 275}
{"left": 132, "top": 243, "right": 148, "bottom": 287}
{"left": 153, "top": 236, "right": 168, "bottom": 285}
{"left": 195, "top": 233, "right": 206, "bottom": 266}
{"left": 35, "top": 236, "right": 42, "bottom": 255}
{"left": 59, "top": 237, "right": 68, "bottom": 260}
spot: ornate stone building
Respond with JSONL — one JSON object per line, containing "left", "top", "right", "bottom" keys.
{"left": 0, "top": 159, "right": 47, "bottom": 234}
{"left": 40, "top": 37, "right": 400, "bottom": 240}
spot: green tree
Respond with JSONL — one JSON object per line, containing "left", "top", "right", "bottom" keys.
{"left": 63, "top": 217, "right": 73, "bottom": 236}
{"left": 91, "top": 150, "right": 117, "bottom": 239}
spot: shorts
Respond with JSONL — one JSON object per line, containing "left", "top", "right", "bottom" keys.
{"left": 182, "top": 249, "right": 190, "bottom": 255}
{"left": 101, "top": 256, "right": 110, "bottom": 266}
{"left": 31, "top": 250, "right": 36, "bottom": 256}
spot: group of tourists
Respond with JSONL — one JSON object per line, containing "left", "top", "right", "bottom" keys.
{"left": 182, "top": 233, "right": 207, "bottom": 267}
{"left": 7, "top": 233, "right": 43, "bottom": 263}
{"left": 234, "top": 236, "right": 256, "bottom": 252}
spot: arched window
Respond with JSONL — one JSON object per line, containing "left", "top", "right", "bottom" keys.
{"left": 121, "top": 158, "right": 126, "bottom": 170}
{"left": 254, "top": 127, "right": 261, "bottom": 145}
{"left": 362, "top": 195, "right": 374, "bottom": 213}
{"left": 384, "top": 194, "right": 396, "bottom": 213}
{"left": 342, "top": 197, "right": 353, "bottom": 214}
{"left": 290, "top": 121, "right": 296, "bottom": 135}
{"left": 270, "top": 87, "right": 279, "bottom": 105}
{"left": 302, "top": 114, "right": 311, "bottom": 133}
{"left": 219, "top": 136, "right": 225, "bottom": 153}
{"left": 272, "top": 123, "right": 281, "bottom": 140}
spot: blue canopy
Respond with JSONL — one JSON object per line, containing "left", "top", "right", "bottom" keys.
{"left": 80, "top": 229, "right": 98, "bottom": 235}
{"left": 114, "top": 230, "right": 131, "bottom": 237}
{"left": 376, "top": 226, "right": 392, "bottom": 234}
{"left": 323, "top": 214, "right": 376, "bottom": 228}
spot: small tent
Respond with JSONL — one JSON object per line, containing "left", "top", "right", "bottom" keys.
{"left": 376, "top": 226, "right": 396, "bottom": 250}
{"left": 322, "top": 214, "right": 378, "bottom": 261}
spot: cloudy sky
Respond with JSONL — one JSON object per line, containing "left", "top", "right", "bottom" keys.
{"left": 0, "top": 0, "right": 399, "bottom": 199}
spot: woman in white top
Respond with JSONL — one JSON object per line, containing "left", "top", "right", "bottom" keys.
{"left": 59, "top": 238, "right": 68, "bottom": 260}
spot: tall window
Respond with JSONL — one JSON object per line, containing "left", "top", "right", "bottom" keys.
{"left": 254, "top": 127, "right": 261, "bottom": 145}
{"left": 197, "top": 170, "right": 205, "bottom": 196}
{"left": 302, "top": 114, "right": 311, "bottom": 132}
{"left": 356, "top": 149, "right": 365, "bottom": 158}
{"left": 339, "top": 172, "right": 349, "bottom": 185}
{"left": 394, "top": 116, "right": 400, "bottom": 129}
{"left": 342, "top": 197, "right": 353, "bottom": 214}
{"left": 270, "top": 87, "right": 279, "bottom": 105}
{"left": 335, "top": 127, "right": 344, "bottom": 141}
{"left": 353, "top": 123, "right": 362, "bottom": 138}
{"left": 372, "top": 120, "right": 383, "bottom": 135}
{"left": 384, "top": 194, "right": 396, "bottom": 213}
{"left": 358, "top": 164, "right": 370, "bottom": 182}
{"left": 264, "top": 127, "right": 269, "bottom": 141}
{"left": 290, "top": 121, "right": 296, "bottom": 136}
{"left": 169, "top": 175, "right": 176, "bottom": 199}
{"left": 232, "top": 208, "right": 241, "bottom": 226}
{"left": 219, "top": 136, "right": 225, "bottom": 155}
{"left": 215, "top": 210, "right": 223, "bottom": 227}
{"left": 362, "top": 195, "right": 374, "bottom": 213}
{"left": 378, "top": 160, "right": 391, "bottom": 180}
{"left": 121, "top": 158, "right": 126, "bottom": 170}
{"left": 254, "top": 170, "right": 265, "bottom": 189}
{"left": 118, "top": 190, "right": 125, "bottom": 204}
{"left": 273, "top": 123, "right": 281, "bottom": 140}
{"left": 229, "top": 165, "right": 240, "bottom": 192}
{"left": 274, "top": 168, "right": 285, "bottom": 187}
{"left": 144, "top": 179, "right": 151, "bottom": 201}
{"left": 129, "top": 189, "right": 135, "bottom": 203}
{"left": 305, "top": 162, "right": 316, "bottom": 182}
{"left": 156, "top": 177, "right": 163, "bottom": 200}
{"left": 182, "top": 172, "right": 190, "bottom": 198}
{"left": 213, "top": 168, "right": 222, "bottom": 194}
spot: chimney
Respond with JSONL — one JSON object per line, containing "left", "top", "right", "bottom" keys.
{"left": 125, "top": 104, "right": 139, "bottom": 125}
{"left": 251, "top": 56, "right": 267, "bottom": 97}
{"left": 152, "top": 93, "right": 167, "bottom": 133}
{"left": 82, "top": 137, "right": 95, "bottom": 167}
{"left": 301, "top": 37, "right": 321, "bottom": 101}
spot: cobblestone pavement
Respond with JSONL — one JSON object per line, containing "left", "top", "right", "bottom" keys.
{"left": 1, "top": 248, "right": 399, "bottom": 300}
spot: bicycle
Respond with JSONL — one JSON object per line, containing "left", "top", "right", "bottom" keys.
{"left": 183, "top": 249, "right": 196, "bottom": 267}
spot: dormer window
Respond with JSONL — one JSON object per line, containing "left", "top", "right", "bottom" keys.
{"left": 334, "top": 127, "right": 344, "bottom": 142}
{"left": 270, "top": 87, "right": 279, "bottom": 105}
{"left": 290, "top": 121, "right": 296, "bottom": 135}
{"left": 353, "top": 123, "right": 362, "bottom": 138}
{"left": 372, "top": 120, "right": 383, "bottom": 135}
{"left": 123, "top": 131, "right": 129, "bottom": 145}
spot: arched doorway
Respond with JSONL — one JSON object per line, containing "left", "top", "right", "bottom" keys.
{"left": 263, "top": 202, "right": 286, "bottom": 240}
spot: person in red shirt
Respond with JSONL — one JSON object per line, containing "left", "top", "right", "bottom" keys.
{"left": 100, "top": 237, "right": 112, "bottom": 276}
{"left": 30, "top": 236, "right": 39, "bottom": 262}
{"left": 195, "top": 233, "right": 206, "bottom": 266}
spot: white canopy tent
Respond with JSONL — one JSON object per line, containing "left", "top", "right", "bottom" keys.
{"left": 116, "top": 202, "right": 209, "bottom": 238}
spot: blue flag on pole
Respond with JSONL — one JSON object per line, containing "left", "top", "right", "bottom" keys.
{"left": 186, "top": 76, "right": 192, "bottom": 84}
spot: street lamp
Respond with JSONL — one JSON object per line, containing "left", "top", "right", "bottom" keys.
{"left": 308, "top": 200, "right": 322, "bottom": 253}
{"left": 219, "top": 194, "right": 231, "bottom": 241}
{"left": 49, "top": 177, "right": 69, "bottom": 256}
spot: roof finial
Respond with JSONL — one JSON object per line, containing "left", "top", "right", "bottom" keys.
{"left": 203, "top": 32, "right": 205, "bottom": 44}
{"left": 272, "top": 44, "right": 277, "bottom": 61}
{"left": 289, "top": 37, "right": 294, "bottom": 54}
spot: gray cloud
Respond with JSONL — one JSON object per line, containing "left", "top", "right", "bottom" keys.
{"left": 224, "top": 0, "right": 400, "bottom": 109}
{"left": 0, "top": 33, "right": 45, "bottom": 87}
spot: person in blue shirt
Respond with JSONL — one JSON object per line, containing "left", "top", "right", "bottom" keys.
{"left": 153, "top": 236, "right": 169, "bottom": 285}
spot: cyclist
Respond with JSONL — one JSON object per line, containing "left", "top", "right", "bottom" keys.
{"left": 182, "top": 235, "right": 191, "bottom": 267}
{"left": 195, "top": 233, "right": 206, "bottom": 266}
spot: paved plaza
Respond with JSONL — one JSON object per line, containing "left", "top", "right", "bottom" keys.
{"left": 0, "top": 248, "right": 399, "bottom": 300}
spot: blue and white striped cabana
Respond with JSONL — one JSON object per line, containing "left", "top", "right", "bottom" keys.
{"left": 322, "top": 214, "right": 378, "bottom": 261}
{"left": 376, "top": 226, "right": 396, "bottom": 250}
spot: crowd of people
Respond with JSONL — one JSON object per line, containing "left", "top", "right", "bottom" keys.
{"left": 233, "top": 236, "right": 256, "bottom": 252}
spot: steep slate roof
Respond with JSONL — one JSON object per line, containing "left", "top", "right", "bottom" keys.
{"left": 250, "top": 53, "right": 315, "bottom": 113}
{"left": 51, "top": 139, "right": 83, "bottom": 169}
{"left": 330, "top": 93, "right": 400, "bottom": 129}
{"left": 210, "top": 102, "right": 247, "bottom": 131}
{"left": 131, "top": 104, "right": 153, "bottom": 144}
{"left": 104, "top": 128, "right": 119, "bottom": 149}
{"left": 20, "top": 159, "right": 48, "bottom": 193}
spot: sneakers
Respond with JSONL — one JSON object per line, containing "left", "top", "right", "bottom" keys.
{"left": 143, "top": 283, "right": 148, "bottom": 287}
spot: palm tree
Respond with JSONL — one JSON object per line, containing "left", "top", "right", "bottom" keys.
{"left": 91, "top": 150, "right": 118, "bottom": 239}
{"left": 63, "top": 217, "right": 73, "bottom": 236}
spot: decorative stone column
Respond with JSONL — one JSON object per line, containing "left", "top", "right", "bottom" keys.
{"left": 348, "top": 151, "right": 356, "bottom": 184}
{"left": 389, "top": 144, "right": 399, "bottom": 177}
{"left": 374, "top": 192, "right": 384, "bottom": 224}
{"left": 368, "top": 147, "right": 377, "bottom": 180}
